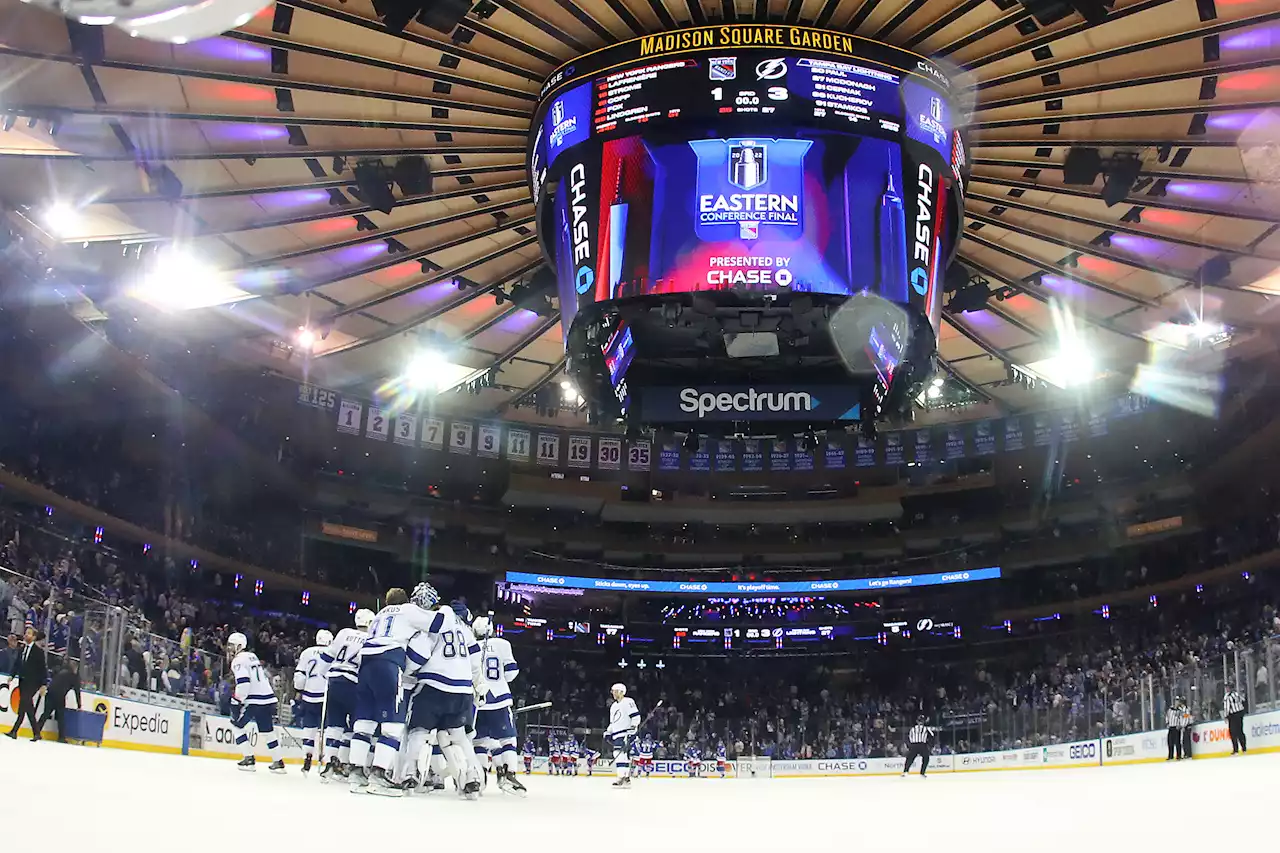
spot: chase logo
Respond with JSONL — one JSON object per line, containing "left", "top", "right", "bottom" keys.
{"left": 729, "top": 143, "right": 767, "bottom": 191}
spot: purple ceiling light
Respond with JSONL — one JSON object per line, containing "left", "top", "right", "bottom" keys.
{"left": 189, "top": 38, "right": 271, "bottom": 63}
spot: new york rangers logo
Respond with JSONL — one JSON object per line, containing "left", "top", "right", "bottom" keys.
{"left": 729, "top": 142, "right": 767, "bottom": 190}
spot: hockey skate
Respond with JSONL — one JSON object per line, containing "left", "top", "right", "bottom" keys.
{"left": 611, "top": 776, "right": 631, "bottom": 788}
{"left": 269, "top": 760, "right": 287, "bottom": 774}
{"left": 367, "top": 767, "right": 404, "bottom": 797}
{"left": 237, "top": 756, "right": 256, "bottom": 772}
{"left": 301, "top": 756, "right": 312, "bottom": 774}
{"left": 461, "top": 779, "right": 482, "bottom": 800}
{"left": 497, "top": 768, "right": 528, "bottom": 797}
{"left": 348, "top": 766, "right": 370, "bottom": 793}
{"left": 318, "top": 757, "right": 341, "bottom": 782}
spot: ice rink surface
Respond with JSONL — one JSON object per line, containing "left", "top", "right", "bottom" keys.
{"left": 5, "top": 739, "right": 1272, "bottom": 851}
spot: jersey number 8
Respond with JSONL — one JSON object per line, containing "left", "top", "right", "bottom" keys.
{"left": 484, "top": 655, "right": 501, "bottom": 682}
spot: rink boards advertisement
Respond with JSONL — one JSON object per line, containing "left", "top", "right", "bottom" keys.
{"left": 187, "top": 711, "right": 311, "bottom": 764}
{"left": 770, "top": 755, "right": 955, "bottom": 777}
{"left": 0, "top": 680, "right": 186, "bottom": 753}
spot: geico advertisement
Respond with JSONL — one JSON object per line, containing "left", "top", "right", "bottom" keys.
{"left": 1041, "top": 739, "right": 1101, "bottom": 766}
{"left": 196, "top": 713, "right": 308, "bottom": 761}
{"left": 0, "top": 680, "right": 183, "bottom": 750}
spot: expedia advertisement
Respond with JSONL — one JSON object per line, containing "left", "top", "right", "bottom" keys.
{"left": 640, "top": 383, "right": 863, "bottom": 423}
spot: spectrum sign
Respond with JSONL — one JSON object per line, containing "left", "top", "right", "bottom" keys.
{"left": 505, "top": 567, "right": 1000, "bottom": 595}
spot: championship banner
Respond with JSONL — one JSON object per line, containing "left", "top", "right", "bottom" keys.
{"left": 537, "top": 433, "right": 561, "bottom": 466}
{"left": 1059, "top": 413, "right": 1079, "bottom": 443}
{"left": 690, "top": 440, "right": 711, "bottom": 472}
{"left": 421, "top": 417, "right": 445, "bottom": 450}
{"left": 598, "top": 437, "right": 622, "bottom": 470}
{"left": 298, "top": 383, "right": 338, "bottom": 410}
{"left": 477, "top": 424, "right": 501, "bottom": 458}
{"left": 945, "top": 427, "right": 965, "bottom": 460}
{"left": 855, "top": 435, "right": 878, "bottom": 467}
{"left": 627, "top": 439, "right": 651, "bottom": 471}
{"left": 742, "top": 440, "right": 764, "bottom": 472}
{"left": 393, "top": 413, "right": 418, "bottom": 447}
{"left": 1033, "top": 414, "right": 1053, "bottom": 446}
{"left": 793, "top": 445, "right": 814, "bottom": 471}
{"left": 365, "top": 406, "right": 389, "bottom": 441}
{"left": 659, "top": 442, "right": 681, "bottom": 471}
{"left": 568, "top": 435, "right": 592, "bottom": 468}
{"left": 973, "top": 420, "right": 996, "bottom": 456}
{"left": 824, "top": 440, "right": 845, "bottom": 470}
{"left": 507, "top": 428, "right": 531, "bottom": 462}
{"left": 337, "top": 399, "right": 362, "bottom": 435}
{"left": 884, "top": 432, "right": 904, "bottom": 465}
{"left": 1089, "top": 413, "right": 1108, "bottom": 437}
{"left": 1004, "top": 419, "right": 1024, "bottom": 452}
{"left": 769, "top": 439, "right": 791, "bottom": 471}
{"left": 449, "top": 421, "right": 474, "bottom": 454}
{"left": 714, "top": 440, "right": 736, "bottom": 472}
{"left": 913, "top": 429, "right": 932, "bottom": 464}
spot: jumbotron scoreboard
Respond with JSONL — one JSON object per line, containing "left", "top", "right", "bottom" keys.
{"left": 529, "top": 24, "right": 968, "bottom": 435}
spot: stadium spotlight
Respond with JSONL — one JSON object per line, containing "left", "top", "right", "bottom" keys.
{"left": 405, "top": 348, "right": 448, "bottom": 390}
{"left": 296, "top": 326, "right": 317, "bottom": 350}
{"left": 927, "top": 384, "right": 942, "bottom": 400}
{"left": 41, "top": 202, "right": 85, "bottom": 239}
{"left": 130, "top": 247, "right": 246, "bottom": 310}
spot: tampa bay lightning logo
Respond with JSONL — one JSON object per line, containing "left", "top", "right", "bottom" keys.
{"left": 729, "top": 142, "right": 767, "bottom": 190}
{"left": 551, "top": 99, "right": 565, "bottom": 126}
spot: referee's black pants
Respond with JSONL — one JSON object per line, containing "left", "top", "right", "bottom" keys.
{"left": 903, "top": 744, "right": 930, "bottom": 775}
{"left": 1228, "top": 711, "right": 1247, "bottom": 753}
{"left": 1167, "top": 727, "right": 1182, "bottom": 760}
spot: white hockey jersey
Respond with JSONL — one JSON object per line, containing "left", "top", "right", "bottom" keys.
{"left": 362, "top": 602, "right": 438, "bottom": 664}
{"left": 231, "top": 651, "right": 277, "bottom": 706}
{"left": 293, "top": 644, "right": 329, "bottom": 703}
{"left": 320, "top": 627, "right": 367, "bottom": 684}
{"left": 606, "top": 696, "right": 640, "bottom": 738}
{"left": 404, "top": 607, "right": 481, "bottom": 695}
{"left": 475, "top": 636, "right": 519, "bottom": 709}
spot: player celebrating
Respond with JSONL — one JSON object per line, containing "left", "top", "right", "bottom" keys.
{"left": 226, "top": 632, "right": 285, "bottom": 773}
{"left": 716, "top": 741, "right": 728, "bottom": 778}
{"left": 638, "top": 735, "right": 655, "bottom": 777}
{"left": 349, "top": 584, "right": 441, "bottom": 794}
{"left": 684, "top": 742, "right": 702, "bottom": 778}
{"left": 523, "top": 738, "right": 535, "bottom": 775}
{"left": 471, "top": 616, "right": 527, "bottom": 796}
{"left": 318, "top": 609, "right": 373, "bottom": 782}
{"left": 292, "top": 628, "right": 333, "bottom": 773}
{"left": 606, "top": 683, "right": 640, "bottom": 788}
{"left": 400, "top": 598, "right": 483, "bottom": 798}
{"left": 584, "top": 746, "right": 600, "bottom": 776}
{"left": 549, "top": 737, "right": 561, "bottom": 776}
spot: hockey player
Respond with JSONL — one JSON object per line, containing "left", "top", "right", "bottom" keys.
{"left": 684, "top": 743, "right": 702, "bottom": 778}
{"left": 318, "top": 609, "right": 373, "bottom": 782}
{"left": 564, "top": 734, "right": 581, "bottom": 776}
{"left": 606, "top": 683, "right": 640, "bottom": 788}
{"left": 585, "top": 746, "right": 599, "bottom": 776}
{"left": 292, "top": 628, "right": 333, "bottom": 773}
{"left": 523, "top": 738, "right": 535, "bottom": 775}
{"left": 638, "top": 734, "right": 655, "bottom": 777}
{"left": 716, "top": 741, "right": 728, "bottom": 778}
{"left": 471, "top": 616, "right": 526, "bottom": 795}
{"left": 350, "top": 584, "right": 442, "bottom": 794}
{"left": 400, "top": 600, "right": 484, "bottom": 798}
{"left": 227, "top": 632, "right": 285, "bottom": 773}
{"left": 549, "top": 737, "right": 561, "bottom": 776}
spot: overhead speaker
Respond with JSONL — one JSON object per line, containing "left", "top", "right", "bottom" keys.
{"left": 1062, "top": 147, "right": 1102, "bottom": 185}
{"left": 417, "top": 0, "right": 474, "bottom": 34}
{"left": 1017, "top": 0, "right": 1112, "bottom": 25}
{"left": 353, "top": 160, "right": 396, "bottom": 215}
{"left": 1101, "top": 153, "right": 1142, "bottom": 207}
{"left": 392, "top": 156, "right": 433, "bottom": 196}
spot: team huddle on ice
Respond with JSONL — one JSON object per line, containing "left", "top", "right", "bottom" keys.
{"left": 227, "top": 583, "right": 527, "bottom": 797}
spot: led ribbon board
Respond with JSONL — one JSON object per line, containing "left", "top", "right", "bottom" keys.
{"left": 506, "top": 567, "right": 1001, "bottom": 594}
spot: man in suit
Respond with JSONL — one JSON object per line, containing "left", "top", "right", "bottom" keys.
{"left": 6, "top": 628, "right": 48, "bottom": 742}
{"left": 37, "top": 655, "right": 82, "bottom": 742}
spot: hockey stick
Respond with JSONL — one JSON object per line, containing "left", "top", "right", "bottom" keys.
{"left": 514, "top": 701, "right": 552, "bottom": 714}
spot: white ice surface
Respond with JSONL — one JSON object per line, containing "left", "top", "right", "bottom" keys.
{"left": 4, "top": 739, "right": 1272, "bottom": 852}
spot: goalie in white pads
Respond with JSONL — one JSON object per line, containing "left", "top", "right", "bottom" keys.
{"left": 397, "top": 601, "right": 484, "bottom": 798}
{"left": 227, "top": 632, "right": 285, "bottom": 773}
{"left": 318, "top": 608, "right": 374, "bottom": 781}
{"left": 293, "top": 628, "right": 333, "bottom": 773}
{"left": 606, "top": 683, "right": 640, "bottom": 788}
{"left": 471, "top": 616, "right": 526, "bottom": 795}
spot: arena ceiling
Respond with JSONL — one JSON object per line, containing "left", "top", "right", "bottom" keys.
{"left": 0, "top": 0, "right": 1277, "bottom": 429}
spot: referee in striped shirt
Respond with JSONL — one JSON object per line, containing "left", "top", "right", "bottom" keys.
{"left": 1166, "top": 700, "right": 1187, "bottom": 760}
{"left": 902, "top": 716, "right": 935, "bottom": 777}
{"left": 1224, "top": 686, "right": 1247, "bottom": 754}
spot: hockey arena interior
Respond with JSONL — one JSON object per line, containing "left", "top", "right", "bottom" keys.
{"left": 1, "top": 0, "right": 1278, "bottom": 849}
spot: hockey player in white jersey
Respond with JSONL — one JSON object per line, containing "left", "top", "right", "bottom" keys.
{"left": 471, "top": 616, "right": 526, "bottom": 795}
{"left": 318, "top": 609, "right": 373, "bottom": 782}
{"left": 398, "top": 603, "right": 483, "bottom": 798}
{"left": 227, "top": 632, "right": 286, "bottom": 773}
{"left": 350, "top": 584, "right": 442, "bottom": 794}
{"left": 606, "top": 683, "right": 640, "bottom": 788}
{"left": 293, "top": 629, "right": 333, "bottom": 773}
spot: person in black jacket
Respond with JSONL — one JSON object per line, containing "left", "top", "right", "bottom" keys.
{"left": 6, "top": 628, "right": 48, "bottom": 742}
{"left": 36, "top": 655, "right": 82, "bottom": 743}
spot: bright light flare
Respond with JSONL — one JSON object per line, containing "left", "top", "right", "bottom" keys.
{"left": 406, "top": 349, "right": 449, "bottom": 390}
{"left": 296, "top": 326, "right": 317, "bottom": 350}
{"left": 42, "top": 202, "right": 85, "bottom": 239}
{"left": 1023, "top": 302, "right": 1101, "bottom": 389}
{"left": 129, "top": 248, "right": 248, "bottom": 310}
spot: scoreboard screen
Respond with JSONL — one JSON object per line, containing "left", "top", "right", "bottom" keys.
{"left": 531, "top": 24, "right": 963, "bottom": 339}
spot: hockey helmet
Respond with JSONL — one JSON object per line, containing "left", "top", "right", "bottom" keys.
{"left": 316, "top": 629, "right": 334, "bottom": 647}
{"left": 354, "top": 608, "right": 375, "bottom": 629}
{"left": 226, "top": 632, "right": 248, "bottom": 655}
{"left": 411, "top": 582, "right": 441, "bottom": 610}
{"left": 611, "top": 682, "right": 627, "bottom": 698}
{"left": 472, "top": 616, "right": 493, "bottom": 638}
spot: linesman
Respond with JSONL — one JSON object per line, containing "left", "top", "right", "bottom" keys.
{"left": 1166, "top": 698, "right": 1187, "bottom": 761}
{"left": 902, "top": 716, "right": 935, "bottom": 777}
{"left": 1224, "top": 686, "right": 1247, "bottom": 755}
